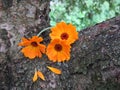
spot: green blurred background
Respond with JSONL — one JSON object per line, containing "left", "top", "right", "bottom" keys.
{"left": 49, "top": 0, "right": 120, "bottom": 31}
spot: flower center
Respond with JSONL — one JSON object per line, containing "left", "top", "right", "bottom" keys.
{"left": 61, "top": 33, "right": 69, "bottom": 40}
{"left": 54, "top": 44, "right": 62, "bottom": 52}
{"left": 31, "top": 42, "right": 38, "bottom": 47}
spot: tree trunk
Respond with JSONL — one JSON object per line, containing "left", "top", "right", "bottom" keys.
{"left": 0, "top": 0, "right": 120, "bottom": 90}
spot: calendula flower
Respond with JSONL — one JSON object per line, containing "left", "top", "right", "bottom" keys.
{"left": 46, "top": 39, "right": 71, "bottom": 62}
{"left": 47, "top": 66, "right": 61, "bottom": 74}
{"left": 18, "top": 36, "right": 46, "bottom": 59}
{"left": 50, "top": 21, "right": 78, "bottom": 44}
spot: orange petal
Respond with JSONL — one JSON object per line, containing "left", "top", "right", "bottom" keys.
{"left": 47, "top": 66, "right": 61, "bottom": 74}
{"left": 37, "top": 71, "right": 45, "bottom": 81}
{"left": 21, "top": 46, "right": 36, "bottom": 59}
{"left": 18, "top": 37, "right": 30, "bottom": 46}
{"left": 33, "top": 71, "right": 38, "bottom": 82}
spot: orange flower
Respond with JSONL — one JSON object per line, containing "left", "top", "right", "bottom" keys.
{"left": 50, "top": 22, "right": 78, "bottom": 44}
{"left": 18, "top": 36, "right": 46, "bottom": 59}
{"left": 47, "top": 66, "right": 61, "bottom": 74}
{"left": 46, "top": 39, "right": 71, "bottom": 62}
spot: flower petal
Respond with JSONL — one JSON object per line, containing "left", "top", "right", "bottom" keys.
{"left": 31, "top": 36, "right": 43, "bottom": 42}
{"left": 18, "top": 37, "right": 30, "bottom": 46}
{"left": 38, "top": 44, "right": 46, "bottom": 53}
{"left": 47, "top": 66, "right": 61, "bottom": 74}
{"left": 37, "top": 71, "right": 45, "bottom": 81}
{"left": 21, "top": 46, "right": 36, "bottom": 59}
{"left": 33, "top": 70, "right": 38, "bottom": 82}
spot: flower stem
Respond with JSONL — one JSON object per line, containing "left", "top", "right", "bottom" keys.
{"left": 37, "top": 27, "right": 52, "bottom": 36}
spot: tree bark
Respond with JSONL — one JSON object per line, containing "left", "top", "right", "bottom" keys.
{"left": 0, "top": 0, "right": 120, "bottom": 90}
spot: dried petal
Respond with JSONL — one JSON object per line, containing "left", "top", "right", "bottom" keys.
{"left": 33, "top": 71, "right": 38, "bottom": 82}
{"left": 37, "top": 71, "right": 45, "bottom": 81}
{"left": 47, "top": 66, "right": 61, "bottom": 74}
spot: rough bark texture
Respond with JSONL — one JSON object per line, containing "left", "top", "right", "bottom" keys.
{"left": 0, "top": 0, "right": 120, "bottom": 90}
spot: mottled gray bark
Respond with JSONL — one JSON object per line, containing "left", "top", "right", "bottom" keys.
{"left": 0, "top": 0, "right": 120, "bottom": 90}
{"left": 68, "top": 16, "right": 120, "bottom": 90}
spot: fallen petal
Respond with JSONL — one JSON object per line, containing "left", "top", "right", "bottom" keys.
{"left": 47, "top": 66, "right": 61, "bottom": 74}
{"left": 33, "top": 71, "right": 38, "bottom": 82}
{"left": 37, "top": 71, "right": 45, "bottom": 81}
